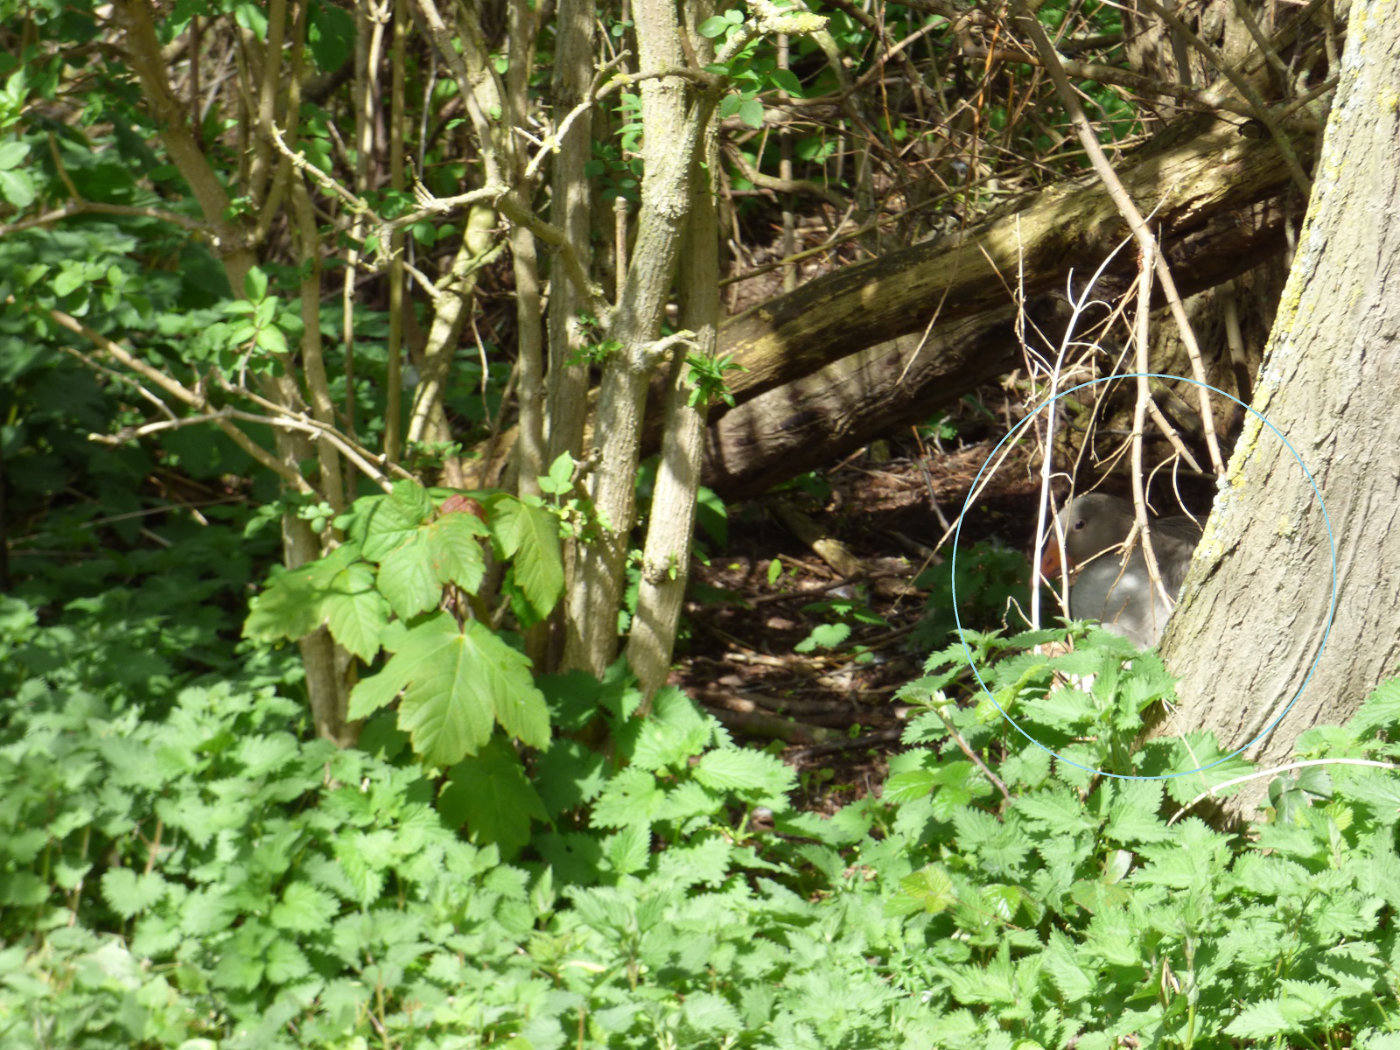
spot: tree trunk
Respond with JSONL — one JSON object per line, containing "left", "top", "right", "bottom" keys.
{"left": 561, "top": 1, "right": 712, "bottom": 675}
{"left": 713, "top": 115, "right": 1314, "bottom": 412}
{"left": 1161, "top": 0, "right": 1400, "bottom": 816}
{"left": 625, "top": 0, "right": 720, "bottom": 706}
{"left": 703, "top": 190, "right": 1293, "bottom": 497}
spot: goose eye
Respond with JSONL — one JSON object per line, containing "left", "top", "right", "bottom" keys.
{"left": 1072, "top": 519, "right": 1086, "bottom": 530}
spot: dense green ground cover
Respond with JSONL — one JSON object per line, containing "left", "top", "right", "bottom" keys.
{"left": 3, "top": 471, "right": 1400, "bottom": 1047}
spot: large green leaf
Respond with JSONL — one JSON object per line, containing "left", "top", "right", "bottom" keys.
{"left": 243, "top": 545, "right": 359, "bottom": 644}
{"left": 438, "top": 739, "right": 548, "bottom": 858}
{"left": 348, "top": 613, "right": 548, "bottom": 765}
{"left": 424, "top": 511, "right": 488, "bottom": 594}
{"left": 322, "top": 561, "right": 389, "bottom": 661}
{"left": 377, "top": 534, "right": 441, "bottom": 619}
{"left": 491, "top": 496, "right": 564, "bottom": 617}
{"left": 360, "top": 480, "right": 434, "bottom": 561}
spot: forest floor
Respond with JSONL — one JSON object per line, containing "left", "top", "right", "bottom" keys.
{"left": 674, "top": 402, "right": 1049, "bottom": 814}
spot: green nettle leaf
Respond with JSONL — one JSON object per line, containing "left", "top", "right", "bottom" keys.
{"left": 348, "top": 612, "right": 548, "bottom": 764}
{"left": 361, "top": 480, "right": 434, "bottom": 561}
{"left": 424, "top": 512, "right": 488, "bottom": 594}
{"left": 603, "top": 823, "right": 651, "bottom": 875}
{"left": 491, "top": 497, "right": 564, "bottom": 617}
{"left": 322, "top": 561, "right": 389, "bottom": 661}
{"left": 682, "top": 991, "right": 743, "bottom": 1034}
{"left": 100, "top": 868, "right": 168, "bottom": 919}
{"left": 264, "top": 939, "right": 313, "bottom": 983}
{"left": 377, "top": 534, "right": 442, "bottom": 620}
{"left": 627, "top": 686, "right": 715, "bottom": 772}
{"left": 887, "top": 864, "right": 956, "bottom": 916}
{"left": 795, "top": 621, "right": 850, "bottom": 652}
{"left": 270, "top": 881, "right": 339, "bottom": 933}
{"left": 693, "top": 748, "right": 796, "bottom": 802}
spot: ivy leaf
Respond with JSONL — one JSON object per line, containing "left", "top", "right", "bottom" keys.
{"left": 490, "top": 496, "right": 564, "bottom": 618}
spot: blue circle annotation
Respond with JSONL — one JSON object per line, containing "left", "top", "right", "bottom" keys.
{"left": 949, "top": 372, "right": 1336, "bottom": 781}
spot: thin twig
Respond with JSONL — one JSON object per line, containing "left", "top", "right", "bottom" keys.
{"left": 1168, "top": 758, "right": 1400, "bottom": 825}
{"left": 1007, "top": 0, "right": 1228, "bottom": 475}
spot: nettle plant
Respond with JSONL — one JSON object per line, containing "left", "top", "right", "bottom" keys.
{"left": 244, "top": 477, "right": 563, "bottom": 768}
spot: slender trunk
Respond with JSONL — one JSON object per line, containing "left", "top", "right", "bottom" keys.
{"left": 562, "top": 1, "right": 711, "bottom": 674}
{"left": 546, "top": 0, "right": 595, "bottom": 467}
{"left": 625, "top": 0, "right": 720, "bottom": 704}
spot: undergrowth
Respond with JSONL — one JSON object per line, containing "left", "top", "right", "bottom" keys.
{"left": 4, "top": 583, "right": 1400, "bottom": 1049}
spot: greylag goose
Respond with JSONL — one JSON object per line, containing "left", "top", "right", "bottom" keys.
{"left": 1040, "top": 493, "right": 1202, "bottom": 647}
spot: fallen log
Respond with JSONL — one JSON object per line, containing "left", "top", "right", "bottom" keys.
{"left": 705, "top": 190, "right": 1294, "bottom": 496}
{"left": 713, "top": 117, "right": 1312, "bottom": 411}
{"left": 469, "top": 115, "right": 1314, "bottom": 496}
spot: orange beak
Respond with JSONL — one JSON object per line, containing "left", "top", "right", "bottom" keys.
{"left": 1039, "top": 536, "right": 1064, "bottom": 579}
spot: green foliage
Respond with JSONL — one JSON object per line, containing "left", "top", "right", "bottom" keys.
{"left": 9, "top": 571, "right": 1400, "bottom": 1048}
{"left": 1, "top": 3, "right": 1389, "bottom": 1046}
{"left": 912, "top": 539, "right": 1032, "bottom": 650}
{"left": 0, "top": 662, "right": 551, "bottom": 1049}
{"left": 348, "top": 611, "right": 548, "bottom": 764}
{"left": 794, "top": 587, "right": 886, "bottom": 653}
{"left": 685, "top": 349, "right": 748, "bottom": 408}
{"left": 245, "top": 479, "right": 561, "bottom": 769}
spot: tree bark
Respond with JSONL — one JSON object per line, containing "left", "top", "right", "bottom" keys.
{"left": 1160, "top": 0, "right": 1400, "bottom": 816}
{"left": 545, "top": 0, "right": 596, "bottom": 468}
{"left": 465, "top": 113, "right": 1313, "bottom": 498}
{"left": 626, "top": 1, "right": 720, "bottom": 706}
{"left": 561, "top": 3, "right": 713, "bottom": 675}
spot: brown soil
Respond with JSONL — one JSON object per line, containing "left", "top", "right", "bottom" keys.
{"left": 672, "top": 400, "right": 1050, "bottom": 814}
